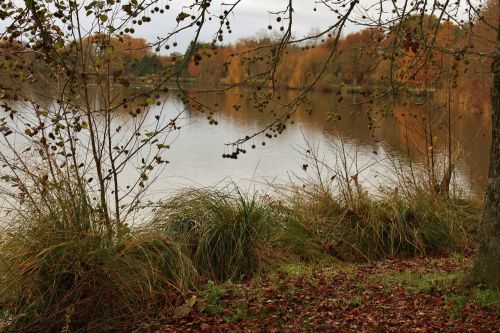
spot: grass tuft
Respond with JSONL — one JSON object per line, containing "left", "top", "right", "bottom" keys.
{"left": 0, "top": 183, "right": 196, "bottom": 332}
{"left": 152, "top": 186, "right": 322, "bottom": 281}
{"left": 289, "top": 184, "right": 480, "bottom": 262}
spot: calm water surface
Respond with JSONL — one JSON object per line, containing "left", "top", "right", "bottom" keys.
{"left": 128, "top": 88, "right": 491, "bottom": 200}
{"left": 1, "top": 86, "right": 491, "bottom": 210}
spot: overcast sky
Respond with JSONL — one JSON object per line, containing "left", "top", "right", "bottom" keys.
{"left": 0, "top": 0, "right": 478, "bottom": 53}
{"left": 0, "top": 0, "right": 362, "bottom": 53}
{"left": 129, "top": 0, "right": 359, "bottom": 53}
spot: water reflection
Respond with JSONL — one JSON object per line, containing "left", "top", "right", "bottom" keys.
{"left": 142, "top": 88, "right": 490, "bottom": 198}
{"left": 3, "top": 85, "right": 491, "bottom": 204}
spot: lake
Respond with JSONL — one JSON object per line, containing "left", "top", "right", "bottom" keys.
{"left": 0, "top": 85, "right": 491, "bottom": 213}
{"left": 117, "top": 87, "right": 491, "bottom": 201}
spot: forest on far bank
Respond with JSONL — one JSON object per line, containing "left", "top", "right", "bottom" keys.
{"left": 186, "top": 1, "right": 496, "bottom": 114}
{"left": 0, "top": 0, "right": 497, "bottom": 116}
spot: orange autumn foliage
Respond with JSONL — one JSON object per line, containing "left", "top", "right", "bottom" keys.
{"left": 181, "top": 5, "right": 497, "bottom": 116}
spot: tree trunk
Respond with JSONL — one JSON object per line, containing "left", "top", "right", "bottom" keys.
{"left": 471, "top": 9, "right": 500, "bottom": 287}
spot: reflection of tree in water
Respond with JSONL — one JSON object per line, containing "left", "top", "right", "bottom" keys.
{"left": 394, "top": 97, "right": 491, "bottom": 193}
{"left": 9, "top": 83, "right": 490, "bottom": 195}
{"left": 184, "top": 88, "right": 489, "bottom": 194}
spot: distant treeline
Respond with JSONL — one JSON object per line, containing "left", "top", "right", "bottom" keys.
{"left": 0, "top": 34, "right": 180, "bottom": 82}
{"left": 186, "top": 2, "right": 496, "bottom": 113}
{"left": 0, "top": 1, "right": 495, "bottom": 112}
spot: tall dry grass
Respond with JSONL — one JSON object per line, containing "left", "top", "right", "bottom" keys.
{"left": 0, "top": 180, "right": 196, "bottom": 332}
{"left": 152, "top": 185, "right": 322, "bottom": 281}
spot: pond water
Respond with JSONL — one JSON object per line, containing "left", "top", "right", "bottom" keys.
{"left": 126, "top": 87, "right": 491, "bottom": 200}
{"left": 0, "top": 85, "right": 491, "bottom": 213}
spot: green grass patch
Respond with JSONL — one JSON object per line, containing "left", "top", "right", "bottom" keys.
{"left": 446, "top": 287, "right": 500, "bottom": 316}
{"left": 223, "top": 303, "right": 250, "bottom": 323}
{"left": 368, "top": 268, "right": 499, "bottom": 315}
{"left": 371, "top": 270, "right": 464, "bottom": 294}
{"left": 470, "top": 288, "right": 500, "bottom": 309}
{"left": 275, "top": 263, "right": 315, "bottom": 277}
{"left": 197, "top": 280, "right": 267, "bottom": 323}
{"left": 200, "top": 280, "right": 226, "bottom": 315}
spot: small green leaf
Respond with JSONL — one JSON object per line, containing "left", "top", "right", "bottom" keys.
{"left": 157, "top": 144, "right": 170, "bottom": 149}
{"left": 54, "top": 40, "right": 64, "bottom": 49}
{"left": 176, "top": 12, "right": 189, "bottom": 22}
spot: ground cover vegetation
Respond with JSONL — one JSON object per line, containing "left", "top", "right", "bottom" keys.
{"left": 150, "top": 253, "right": 500, "bottom": 332}
{"left": 0, "top": 0, "right": 498, "bottom": 331}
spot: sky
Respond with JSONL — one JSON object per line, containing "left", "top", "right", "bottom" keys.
{"left": 121, "top": 0, "right": 479, "bottom": 53}
{"left": 126, "top": 0, "right": 355, "bottom": 53}
{"left": 0, "top": 0, "right": 361, "bottom": 53}
{"left": 0, "top": 0, "right": 479, "bottom": 54}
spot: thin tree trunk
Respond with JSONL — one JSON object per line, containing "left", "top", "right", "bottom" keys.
{"left": 471, "top": 7, "right": 500, "bottom": 287}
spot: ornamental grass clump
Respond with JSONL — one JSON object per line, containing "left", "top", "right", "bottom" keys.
{"left": 0, "top": 181, "right": 196, "bottom": 332}
{"left": 287, "top": 139, "right": 481, "bottom": 262}
{"left": 153, "top": 186, "right": 322, "bottom": 281}
{"left": 291, "top": 184, "right": 480, "bottom": 262}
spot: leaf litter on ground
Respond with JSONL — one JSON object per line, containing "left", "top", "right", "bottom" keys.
{"left": 135, "top": 251, "right": 499, "bottom": 332}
